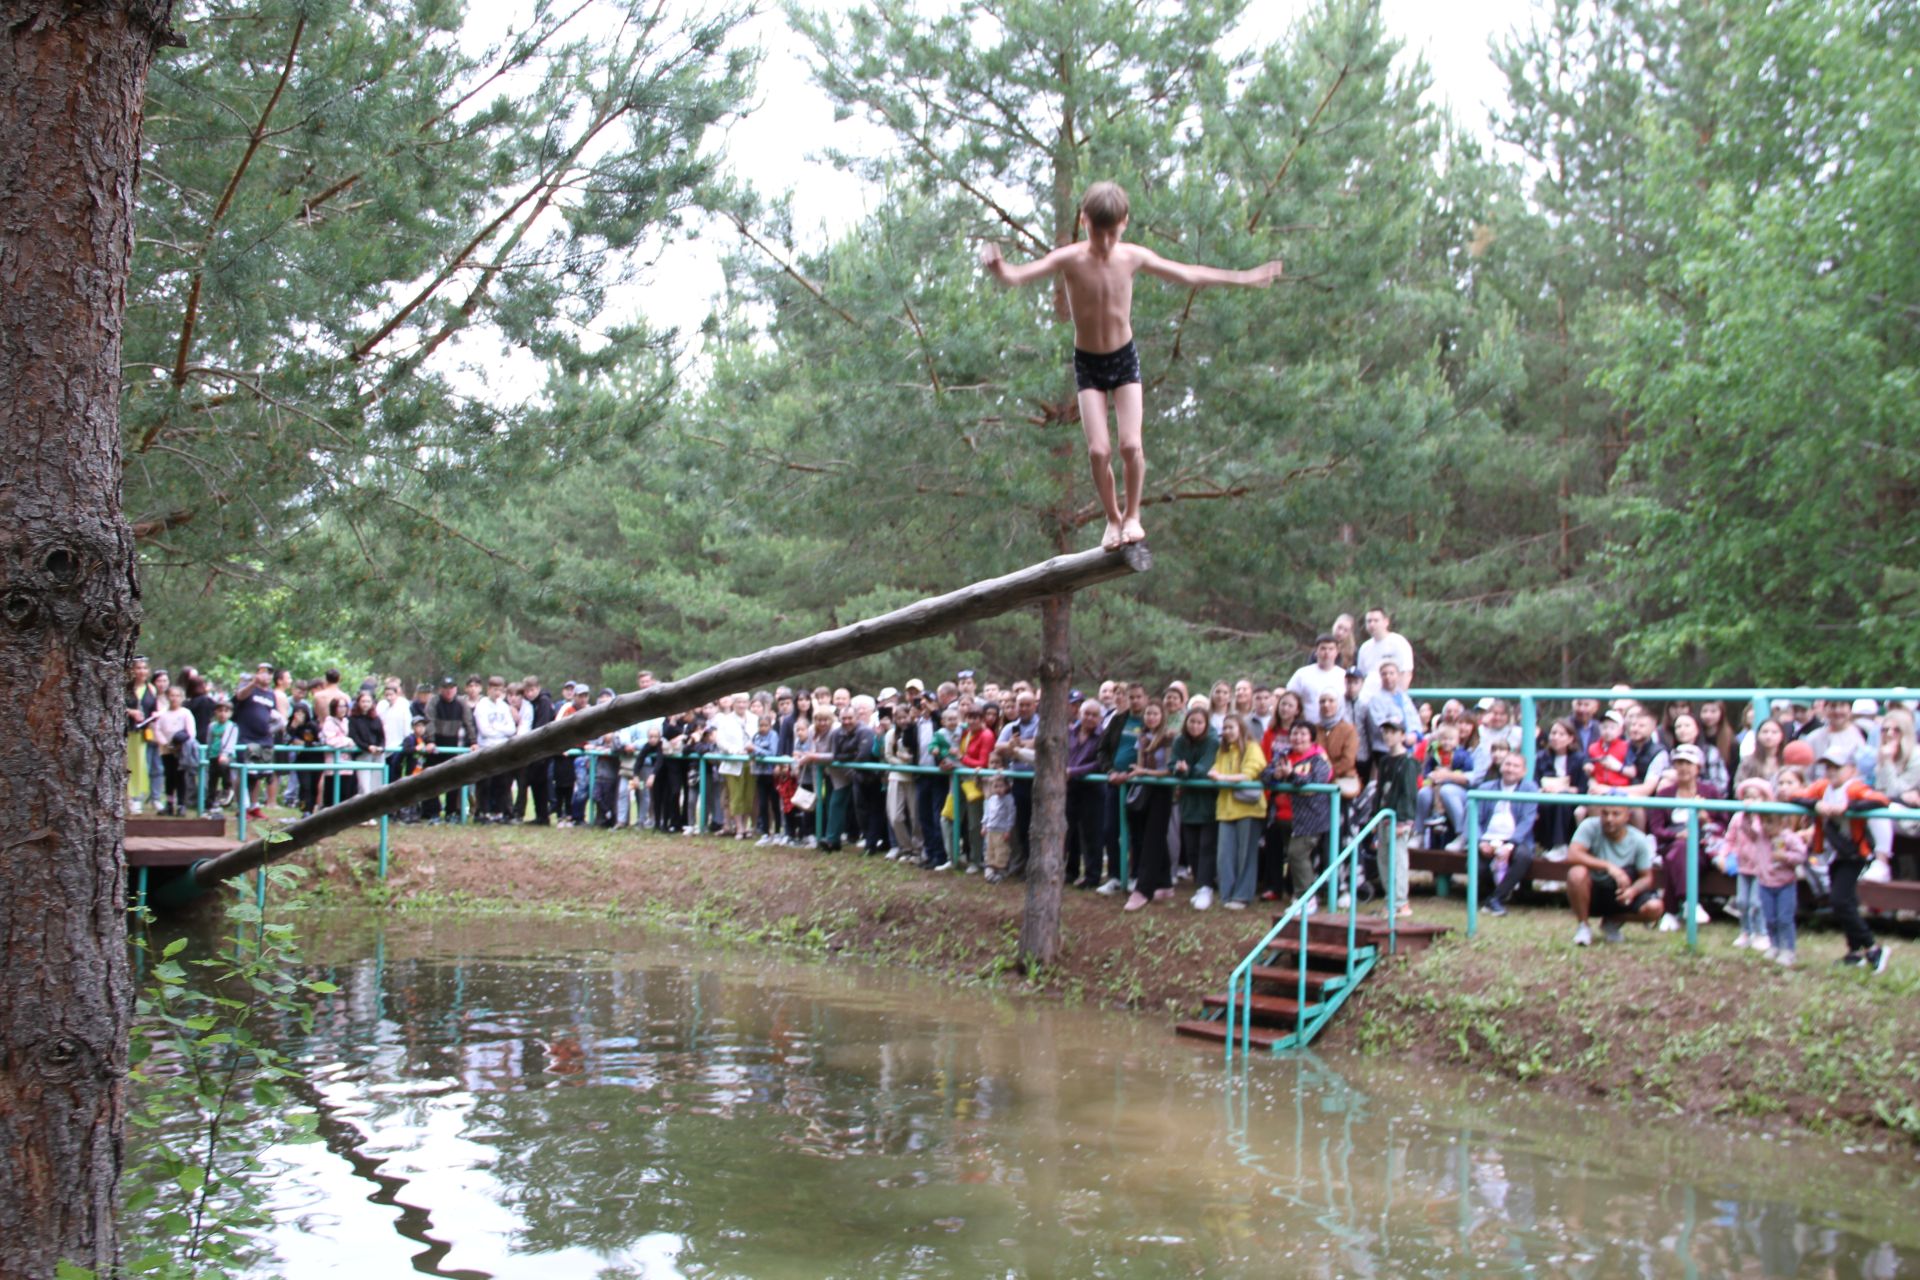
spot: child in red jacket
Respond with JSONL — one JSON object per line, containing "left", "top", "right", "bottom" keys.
{"left": 1585, "top": 709, "right": 1632, "bottom": 788}
{"left": 1782, "top": 745, "right": 1892, "bottom": 972}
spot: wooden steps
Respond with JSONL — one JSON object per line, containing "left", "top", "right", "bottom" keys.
{"left": 1177, "top": 910, "right": 1453, "bottom": 1053}
{"left": 1172, "top": 1020, "right": 1290, "bottom": 1049}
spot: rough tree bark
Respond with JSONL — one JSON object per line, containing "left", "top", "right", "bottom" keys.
{"left": 1018, "top": 592, "right": 1074, "bottom": 966}
{"left": 1, "top": 2, "right": 176, "bottom": 1273}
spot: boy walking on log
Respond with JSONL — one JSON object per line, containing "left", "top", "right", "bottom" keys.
{"left": 980, "top": 181, "right": 1283, "bottom": 550}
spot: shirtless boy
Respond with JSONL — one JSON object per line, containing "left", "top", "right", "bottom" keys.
{"left": 980, "top": 181, "right": 1283, "bottom": 550}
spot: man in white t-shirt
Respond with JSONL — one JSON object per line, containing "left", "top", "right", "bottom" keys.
{"left": 377, "top": 677, "right": 413, "bottom": 782}
{"left": 1355, "top": 606, "right": 1415, "bottom": 700}
{"left": 1287, "top": 634, "right": 1348, "bottom": 727}
{"left": 472, "top": 676, "right": 520, "bottom": 821}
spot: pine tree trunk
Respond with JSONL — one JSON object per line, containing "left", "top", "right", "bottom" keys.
{"left": 0, "top": 2, "right": 172, "bottom": 1271}
{"left": 1019, "top": 593, "right": 1073, "bottom": 966}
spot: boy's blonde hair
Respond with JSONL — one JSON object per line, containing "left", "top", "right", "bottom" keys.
{"left": 1081, "top": 181, "right": 1129, "bottom": 231}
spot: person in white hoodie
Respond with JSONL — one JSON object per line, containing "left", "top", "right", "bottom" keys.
{"left": 473, "top": 675, "right": 521, "bottom": 822}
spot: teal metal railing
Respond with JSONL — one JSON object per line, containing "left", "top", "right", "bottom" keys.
{"left": 1459, "top": 788, "right": 1920, "bottom": 949}
{"left": 1409, "top": 685, "right": 1916, "bottom": 784}
{"left": 1222, "top": 806, "right": 1399, "bottom": 1062}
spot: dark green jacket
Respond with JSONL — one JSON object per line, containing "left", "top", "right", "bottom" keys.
{"left": 1170, "top": 730, "right": 1219, "bottom": 825}
{"left": 1376, "top": 751, "right": 1420, "bottom": 823}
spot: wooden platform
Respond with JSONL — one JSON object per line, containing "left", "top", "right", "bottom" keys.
{"left": 125, "top": 816, "right": 237, "bottom": 868}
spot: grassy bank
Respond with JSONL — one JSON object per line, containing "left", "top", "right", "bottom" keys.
{"left": 268, "top": 817, "right": 1920, "bottom": 1146}
{"left": 1320, "top": 902, "right": 1920, "bottom": 1147}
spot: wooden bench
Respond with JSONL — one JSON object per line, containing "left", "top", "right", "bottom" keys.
{"left": 1411, "top": 845, "right": 1920, "bottom": 915}
{"left": 1408, "top": 846, "right": 1738, "bottom": 898}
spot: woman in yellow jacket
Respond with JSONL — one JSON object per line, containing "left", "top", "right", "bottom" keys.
{"left": 1209, "top": 713, "right": 1269, "bottom": 910}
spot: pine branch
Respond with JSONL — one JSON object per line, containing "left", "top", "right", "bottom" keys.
{"left": 1247, "top": 61, "right": 1349, "bottom": 233}
{"left": 726, "top": 214, "right": 862, "bottom": 328}
{"left": 161, "top": 12, "right": 308, "bottom": 407}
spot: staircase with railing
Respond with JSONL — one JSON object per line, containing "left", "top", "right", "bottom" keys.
{"left": 1177, "top": 810, "right": 1449, "bottom": 1057}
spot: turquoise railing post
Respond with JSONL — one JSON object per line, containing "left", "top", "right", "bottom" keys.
{"left": 586, "top": 754, "right": 599, "bottom": 826}
{"left": 1326, "top": 792, "right": 1342, "bottom": 911}
{"left": 1386, "top": 820, "right": 1398, "bottom": 955}
{"left": 947, "top": 771, "right": 960, "bottom": 862}
{"left": 1519, "top": 694, "right": 1537, "bottom": 760}
{"left": 1684, "top": 807, "right": 1700, "bottom": 951}
{"left": 237, "top": 767, "right": 250, "bottom": 842}
{"left": 1117, "top": 792, "right": 1130, "bottom": 886}
{"left": 1465, "top": 800, "right": 1480, "bottom": 935}
{"left": 696, "top": 757, "right": 708, "bottom": 833}
{"left": 377, "top": 814, "right": 390, "bottom": 881}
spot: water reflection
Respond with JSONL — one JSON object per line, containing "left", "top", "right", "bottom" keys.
{"left": 237, "top": 917, "right": 1917, "bottom": 1279}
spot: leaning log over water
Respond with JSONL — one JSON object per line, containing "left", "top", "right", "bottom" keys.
{"left": 162, "top": 541, "right": 1152, "bottom": 900}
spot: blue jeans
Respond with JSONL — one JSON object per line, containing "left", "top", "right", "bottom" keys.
{"left": 1414, "top": 783, "right": 1466, "bottom": 840}
{"left": 1734, "top": 872, "right": 1765, "bottom": 937}
{"left": 1217, "top": 817, "right": 1265, "bottom": 904}
{"left": 914, "top": 775, "right": 948, "bottom": 865}
{"left": 570, "top": 757, "right": 591, "bottom": 824}
{"left": 1758, "top": 882, "right": 1797, "bottom": 953}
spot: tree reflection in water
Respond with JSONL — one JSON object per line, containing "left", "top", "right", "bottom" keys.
{"left": 241, "top": 918, "right": 1913, "bottom": 1279}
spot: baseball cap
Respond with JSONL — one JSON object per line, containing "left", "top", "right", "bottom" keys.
{"left": 1475, "top": 697, "right": 1497, "bottom": 711}
{"left": 1315, "top": 633, "right": 1337, "bottom": 646}
{"left": 414, "top": 682, "right": 431, "bottom": 696}
{"left": 957, "top": 669, "right": 975, "bottom": 680}
{"left": 1819, "top": 741, "right": 1852, "bottom": 766}
{"left": 599, "top": 687, "right": 616, "bottom": 699}
{"left": 1380, "top": 718, "right": 1404, "bottom": 731}
{"left": 411, "top": 714, "right": 429, "bottom": 726}
{"left": 1346, "top": 666, "right": 1363, "bottom": 679}
{"left": 1602, "top": 709, "right": 1624, "bottom": 725}
{"left": 1068, "top": 688, "right": 1084, "bottom": 703}
{"left": 878, "top": 687, "right": 899, "bottom": 702}
{"left": 1672, "top": 744, "right": 1703, "bottom": 765}
{"left": 1852, "top": 698, "right": 1880, "bottom": 716}
{"left": 440, "top": 676, "right": 456, "bottom": 687}
{"left": 905, "top": 678, "right": 925, "bottom": 692}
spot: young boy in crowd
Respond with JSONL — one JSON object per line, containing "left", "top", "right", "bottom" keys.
{"left": 1585, "top": 710, "right": 1632, "bottom": 788}
{"left": 1373, "top": 719, "right": 1420, "bottom": 919}
{"left": 205, "top": 697, "right": 238, "bottom": 815}
{"left": 980, "top": 181, "right": 1284, "bottom": 551}
{"left": 982, "top": 773, "right": 1016, "bottom": 885}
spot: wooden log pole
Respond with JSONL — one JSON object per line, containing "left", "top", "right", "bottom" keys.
{"left": 164, "top": 541, "right": 1152, "bottom": 900}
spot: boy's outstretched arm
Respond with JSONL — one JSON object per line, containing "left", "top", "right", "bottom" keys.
{"left": 1137, "top": 248, "right": 1283, "bottom": 289}
{"left": 980, "top": 241, "right": 1075, "bottom": 288}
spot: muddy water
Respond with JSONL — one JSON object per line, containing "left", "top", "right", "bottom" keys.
{"left": 233, "top": 915, "right": 1916, "bottom": 1278}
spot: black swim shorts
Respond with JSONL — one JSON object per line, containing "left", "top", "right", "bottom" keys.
{"left": 1072, "top": 340, "right": 1142, "bottom": 393}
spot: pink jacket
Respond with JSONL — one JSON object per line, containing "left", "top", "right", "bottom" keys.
{"left": 1756, "top": 827, "right": 1808, "bottom": 890}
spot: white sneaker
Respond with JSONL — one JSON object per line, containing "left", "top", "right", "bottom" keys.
{"left": 1337, "top": 893, "right": 1352, "bottom": 909}
{"left": 1601, "top": 920, "right": 1624, "bottom": 944}
{"left": 1192, "top": 887, "right": 1215, "bottom": 911}
{"left": 965, "top": 865, "right": 979, "bottom": 875}
{"left": 1301, "top": 899, "right": 1317, "bottom": 918}
{"left": 1573, "top": 922, "right": 1593, "bottom": 947}
{"left": 1096, "top": 878, "right": 1123, "bottom": 895}
{"left": 1732, "top": 932, "right": 1752, "bottom": 949}
{"left": 1443, "top": 836, "right": 1466, "bottom": 852}
{"left": 1694, "top": 904, "right": 1712, "bottom": 925}
{"left": 1175, "top": 866, "right": 1193, "bottom": 882}
{"left": 1774, "top": 949, "right": 1795, "bottom": 966}
{"left": 1223, "top": 900, "right": 1247, "bottom": 911}
{"left": 1658, "top": 914, "right": 1680, "bottom": 933}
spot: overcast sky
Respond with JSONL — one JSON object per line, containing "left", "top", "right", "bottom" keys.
{"left": 634, "top": 0, "right": 1543, "bottom": 338}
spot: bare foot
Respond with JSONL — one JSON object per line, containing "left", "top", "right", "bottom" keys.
{"left": 1100, "top": 520, "right": 1124, "bottom": 551}
{"left": 1120, "top": 517, "right": 1146, "bottom": 544}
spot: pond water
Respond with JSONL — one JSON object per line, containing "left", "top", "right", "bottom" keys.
{"left": 208, "top": 914, "right": 1916, "bottom": 1278}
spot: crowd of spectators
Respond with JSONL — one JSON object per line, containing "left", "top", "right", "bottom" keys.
{"left": 125, "top": 606, "right": 1918, "bottom": 970}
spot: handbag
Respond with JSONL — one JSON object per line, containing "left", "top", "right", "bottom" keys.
{"left": 1233, "top": 782, "right": 1266, "bottom": 805}
{"left": 790, "top": 787, "right": 816, "bottom": 813}
{"left": 1125, "top": 782, "right": 1148, "bottom": 813}
{"left": 961, "top": 778, "right": 983, "bottom": 804}
{"left": 1337, "top": 775, "right": 1361, "bottom": 800}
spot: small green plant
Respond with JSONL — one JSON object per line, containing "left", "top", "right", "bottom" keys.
{"left": 111, "top": 863, "right": 327, "bottom": 1279}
